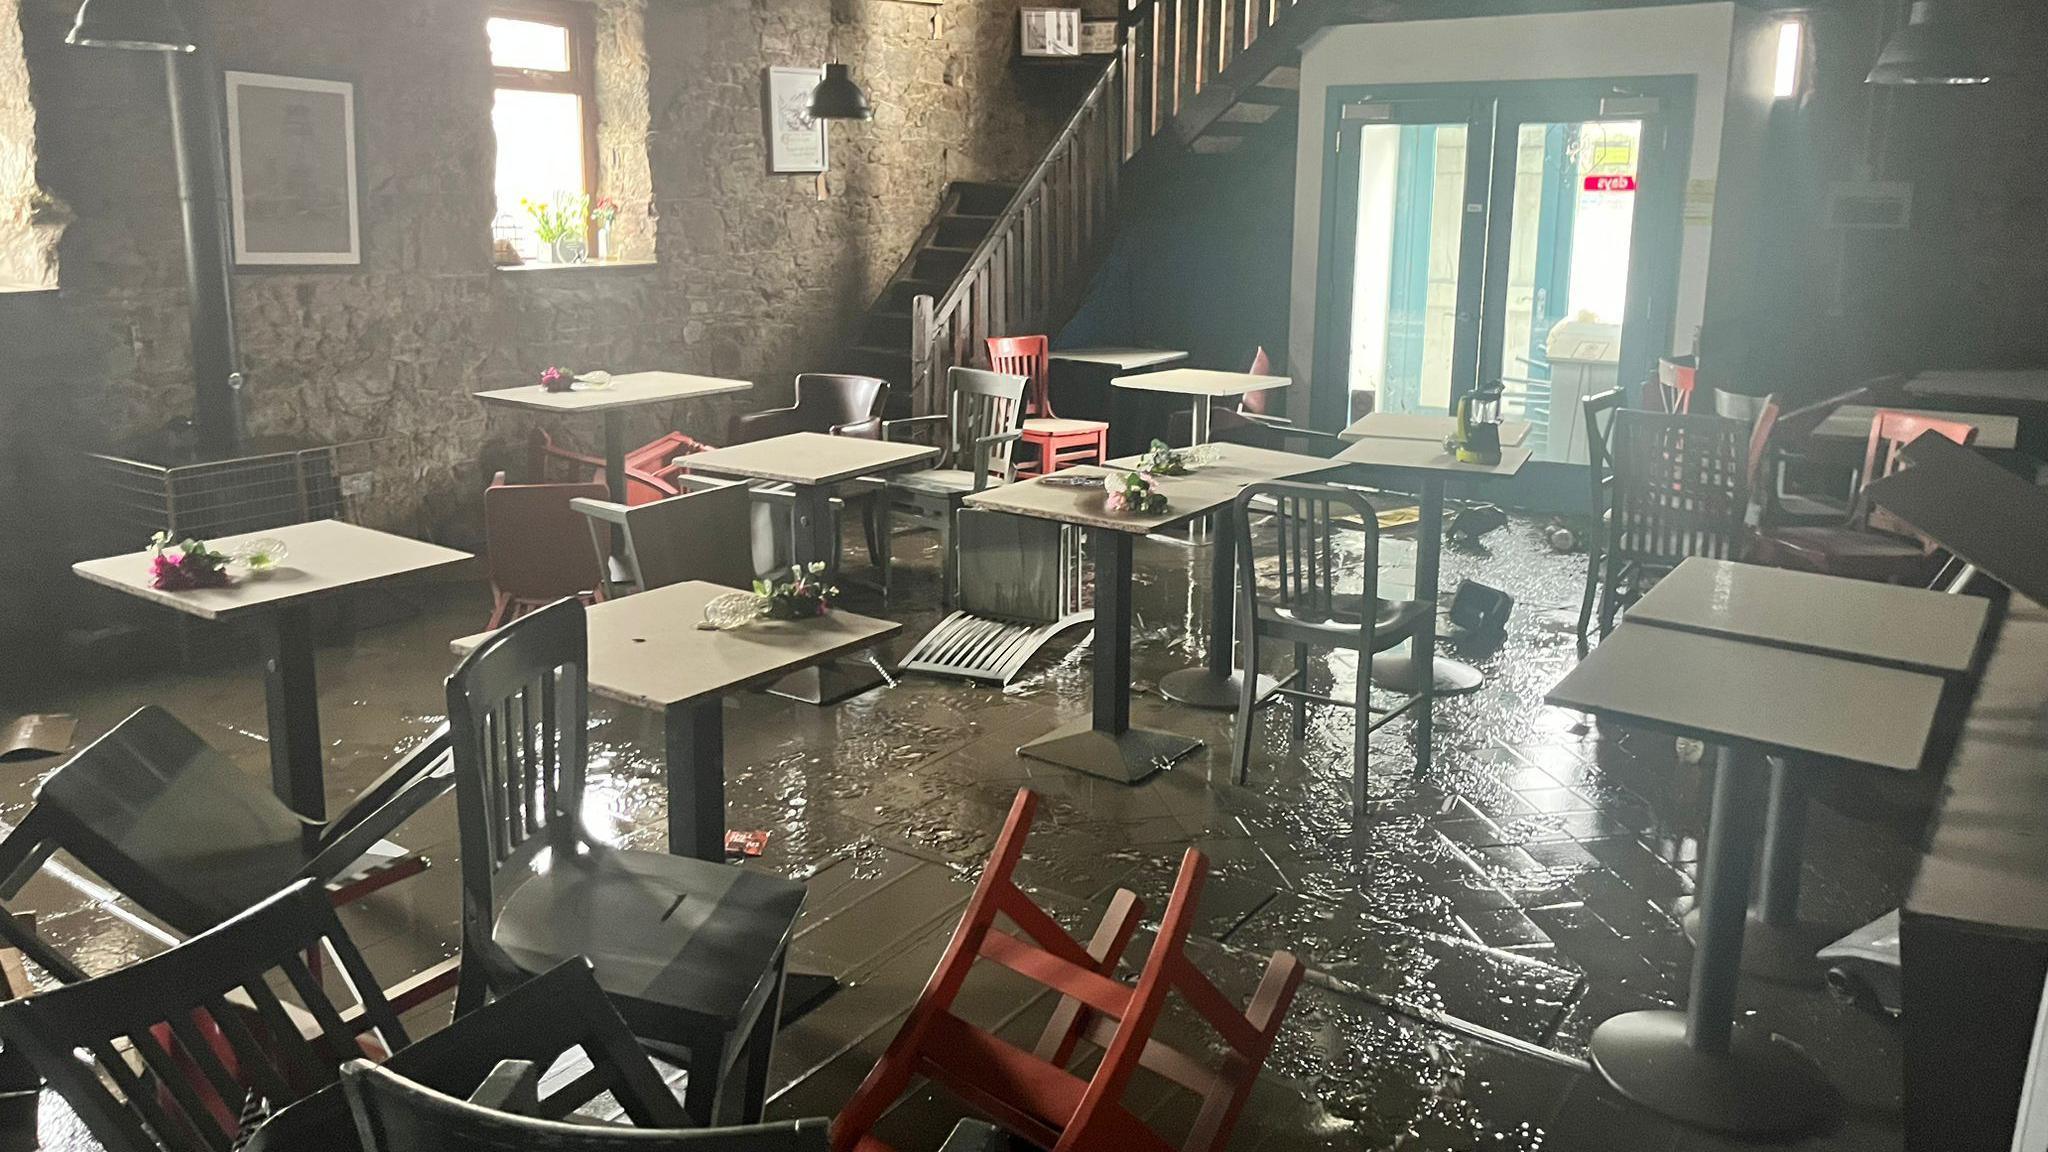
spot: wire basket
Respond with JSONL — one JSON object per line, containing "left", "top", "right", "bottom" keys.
{"left": 88, "top": 439, "right": 383, "bottom": 543}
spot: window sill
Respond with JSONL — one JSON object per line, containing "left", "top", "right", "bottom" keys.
{"left": 0, "top": 282, "right": 59, "bottom": 296}
{"left": 495, "top": 258, "right": 658, "bottom": 274}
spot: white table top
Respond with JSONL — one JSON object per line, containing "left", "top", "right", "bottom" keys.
{"left": 1814, "top": 405, "right": 2019, "bottom": 450}
{"left": 1628, "top": 558, "right": 1990, "bottom": 674}
{"left": 451, "top": 581, "right": 899, "bottom": 711}
{"left": 1111, "top": 368, "right": 1292, "bottom": 398}
{"left": 679, "top": 432, "right": 938, "bottom": 487}
{"left": 474, "top": 372, "right": 753, "bottom": 415}
{"left": 1904, "top": 369, "right": 2048, "bottom": 407}
{"left": 1333, "top": 435, "right": 1532, "bottom": 478}
{"left": 1547, "top": 622, "right": 1944, "bottom": 771}
{"left": 74, "top": 520, "right": 471, "bottom": 622}
{"left": 963, "top": 443, "right": 1332, "bottom": 534}
{"left": 1339, "top": 412, "right": 1534, "bottom": 447}
{"left": 1049, "top": 348, "right": 1189, "bottom": 370}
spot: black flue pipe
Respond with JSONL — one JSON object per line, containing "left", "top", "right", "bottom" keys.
{"left": 162, "top": 39, "right": 242, "bottom": 459}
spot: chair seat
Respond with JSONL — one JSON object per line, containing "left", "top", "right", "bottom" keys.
{"left": 1758, "top": 525, "right": 1938, "bottom": 581}
{"left": 1023, "top": 417, "right": 1109, "bottom": 436}
{"left": 889, "top": 469, "right": 979, "bottom": 497}
{"left": 495, "top": 847, "right": 804, "bottom": 1029}
{"left": 1254, "top": 595, "right": 1428, "bottom": 652}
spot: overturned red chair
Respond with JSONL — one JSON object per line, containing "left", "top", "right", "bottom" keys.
{"left": 832, "top": 790, "right": 1304, "bottom": 1152}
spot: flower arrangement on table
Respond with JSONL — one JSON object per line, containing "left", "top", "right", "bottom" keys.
{"left": 1138, "top": 438, "right": 1193, "bottom": 476}
{"left": 698, "top": 563, "right": 840, "bottom": 630}
{"left": 1102, "top": 470, "right": 1168, "bottom": 516}
{"left": 148, "top": 531, "right": 234, "bottom": 591}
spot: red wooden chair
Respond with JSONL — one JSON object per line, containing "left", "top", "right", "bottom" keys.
{"left": 989, "top": 336, "right": 1109, "bottom": 477}
{"left": 484, "top": 472, "right": 609, "bottom": 627}
{"left": 528, "top": 429, "right": 696, "bottom": 505}
{"left": 1754, "top": 409, "right": 1978, "bottom": 582}
{"left": 832, "top": 790, "right": 1304, "bottom": 1152}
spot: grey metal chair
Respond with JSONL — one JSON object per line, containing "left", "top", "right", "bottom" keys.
{"left": 571, "top": 478, "right": 771, "bottom": 594}
{"left": 1228, "top": 481, "right": 1429, "bottom": 865}
{"left": 897, "top": 508, "right": 1092, "bottom": 684}
{"left": 880, "top": 366, "right": 1028, "bottom": 608}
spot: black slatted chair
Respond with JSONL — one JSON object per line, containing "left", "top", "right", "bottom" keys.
{"left": 342, "top": 1057, "right": 828, "bottom": 1152}
{"left": 0, "top": 706, "right": 454, "bottom": 1008}
{"left": 447, "top": 599, "right": 806, "bottom": 1127}
{"left": 1574, "top": 387, "right": 1625, "bottom": 649}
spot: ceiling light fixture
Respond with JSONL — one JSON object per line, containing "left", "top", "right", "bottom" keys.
{"left": 1867, "top": 1, "right": 1990, "bottom": 86}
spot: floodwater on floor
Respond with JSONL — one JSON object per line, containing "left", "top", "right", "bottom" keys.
{"left": 0, "top": 509, "right": 1924, "bottom": 1151}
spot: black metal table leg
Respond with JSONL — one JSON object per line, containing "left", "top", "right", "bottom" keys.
{"left": 261, "top": 603, "right": 325, "bottom": 832}
{"left": 1588, "top": 744, "right": 1839, "bottom": 1137}
{"left": 1160, "top": 501, "right": 1280, "bottom": 710}
{"left": 1682, "top": 757, "right": 1837, "bottom": 984}
{"left": 769, "top": 484, "right": 887, "bottom": 706}
{"left": 1019, "top": 529, "right": 1200, "bottom": 782}
{"left": 602, "top": 410, "right": 629, "bottom": 505}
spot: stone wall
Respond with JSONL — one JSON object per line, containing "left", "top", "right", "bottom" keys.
{"left": 2, "top": 0, "right": 1087, "bottom": 563}
{"left": 0, "top": 0, "right": 59, "bottom": 289}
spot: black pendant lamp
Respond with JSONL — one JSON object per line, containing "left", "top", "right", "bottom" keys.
{"left": 67, "top": 0, "right": 195, "bottom": 51}
{"left": 1868, "top": 1, "right": 1989, "bottom": 86}
{"left": 807, "top": 63, "right": 872, "bottom": 122}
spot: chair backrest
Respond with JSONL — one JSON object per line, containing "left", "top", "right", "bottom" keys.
{"left": 343, "top": 1057, "right": 829, "bottom": 1152}
{"left": 1234, "top": 481, "right": 1383, "bottom": 637}
{"left": 947, "top": 366, "right": 1027, "bottom": 485}
{"left": 1578, "top": 387, "right": 1624, "bottom": 516}
{"left": 0, "top": 880, "right": 406, "bottom": 1152}
{"left": 1856, "top": 409, "right": 1977, "bottom": 533}
{"left": 832, "top": 789, "right": 1304, "bottom": 1152}
{"left": 1608, "top": 410, "right": 1750, "bottom": 565}
{"left": 730, "top": 375, "right": 885, "bottom": 443}
{"left": 986, "top": 335, "right": 1052, "bottom": 419}
{"left": 1744, "top": 393, "right": 1782, "bottom": 499}
{"left": 485, "top": 474, "right": 609, "bottom": 603}
{"left": 445, "top": 599, "right": 589, "bottom": 991}
{"left": 573, "top": 481, "right": 757, "bottom": 593}
{"left": 1239, "top": 346, "right": 1274, "bottom": 415}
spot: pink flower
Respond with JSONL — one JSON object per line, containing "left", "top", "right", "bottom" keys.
{"left": 540, "top": 366, "right": 570, "bottom": 393}
{"left": 1103, "top": 490, "right": 1126, "bottom": 513}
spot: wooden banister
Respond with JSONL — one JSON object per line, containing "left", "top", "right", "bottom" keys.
{"left": 904, "top": 0, "right": 1312, "bottom": 416}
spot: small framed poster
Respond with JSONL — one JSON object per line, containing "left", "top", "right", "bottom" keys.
{"left": 224, "top": 71, "right": 361, "bottom": 266}
{"left": 1080, "top": 19, "right": 1119, "bottom": 54}
{"left": 1021, "top": 8, "right": 1081, "bottom": 57}
{"left": 765, "top": 66, "right": 829, "bottom": 174}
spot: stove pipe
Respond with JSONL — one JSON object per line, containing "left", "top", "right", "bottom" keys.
{"left": 164, "top": 45, "right": 243, "bottom": 459}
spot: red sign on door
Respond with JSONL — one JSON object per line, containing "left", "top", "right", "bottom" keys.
{"left": 1584, "top": 174, "right": 1638, "bottom": 192}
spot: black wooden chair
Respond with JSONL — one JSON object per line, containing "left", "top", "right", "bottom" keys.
{"left": 447, "top": 599, "right": 807, "bottom": 1127}
{"left": 1228, "top": 481, "right": 1429, "bottom": 863}
{"left": 1596, "top": 410, "right": 1751, "bottom": 634}
{"left": 1574, "top": 386, "right": 1625, "bottom": 649}
{"left": 341, "top": 1057, "right": 828, "bottom": 1151}
{"left": 0, "top": 705, "right": 455, "bottom": 1008}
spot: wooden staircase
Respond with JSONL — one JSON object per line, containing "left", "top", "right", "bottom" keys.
{"left": 851, "top": 0, "right": 1350, "bottom": 417}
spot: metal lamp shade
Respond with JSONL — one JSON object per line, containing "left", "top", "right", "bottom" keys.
{"left": 807, "top": 63, "right": 872, "bottom": 122}
{"left": 1868, "top": 1, "right": 1989, "bottom": 85}
{"left": 67, "top": 0, "right": 196, "bottom": 51}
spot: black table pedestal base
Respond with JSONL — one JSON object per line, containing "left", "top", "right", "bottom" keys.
{"left": 1681, "top": 906, "right": 1839, "bottom": 986}
{"left": 1017, "top": 719, "right": 1200, "bottom": 783}
{"left": 1589, "top": 1010, "right": 1838, "bottom": 1137}
{"left": 1158, "top": 668, "right": 1281, "bottom": 711}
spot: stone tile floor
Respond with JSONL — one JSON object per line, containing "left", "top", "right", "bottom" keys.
{"left": 0, "top": 511, "right": 1927, "bottom": 1150}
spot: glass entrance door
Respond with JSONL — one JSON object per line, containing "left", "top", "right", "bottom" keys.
{"left": 1315, "top": 84, "right": 1681, "bottom": 457}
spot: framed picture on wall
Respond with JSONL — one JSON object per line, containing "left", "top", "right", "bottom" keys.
{"left": 223, "top": 71, "right": 362, "bottom": 266}
{"left": 1020, "top": 8, "right": 1081, "bottom": 57}
{"left": 764, "top": 66, "right": 829, "bottom": 174}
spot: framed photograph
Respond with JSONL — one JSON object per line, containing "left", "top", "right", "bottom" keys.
{"left": 764, "top": 66, "right": 828, "bottom": 175}
{"left": 1080, "top": 19, "right": 1119, "bottom": 55}
{"left": 223, "top": 71, "right": 361, "bottom": 266}
{"left": 1021, "top": 8, "right": 1081, "bottom": 57}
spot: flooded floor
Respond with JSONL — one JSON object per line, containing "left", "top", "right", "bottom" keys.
{"left": 0, "top": 510, "right": 1923, "bottom": 1151}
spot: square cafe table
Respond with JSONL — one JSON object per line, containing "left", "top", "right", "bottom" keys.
{"left": 962, "top": 444, "right": 1326, "bottom": 782}
{"left": 74, "top": 520, "right": 471, "bottom": 823}
{"left": 1112, "top": 368, "right": 1291, "bottom": 445}
{"left": 1329, "top": 436, "right": 1531, "bottom": 772}
{"left": 475, "top": 371, "right": 754, "bottom": 503}
{"left": 1548, "top": 618, "right": 1950, "bottom": 1137}
{"left": 1048, "top": 348, "right": 1188, "bottom": 371}
{"left": 1338, "top": 411, "right": 1533, "bottom": 449}
{"left": 1626, "top": 557, "right": 1991, "bottom": 982}
{"left": 679, "top": 432, "right": 937, "bottom": 703}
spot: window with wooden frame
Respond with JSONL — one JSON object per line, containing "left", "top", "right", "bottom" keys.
{"left": 488, "top": 1, "right": 599, "bottom": 263}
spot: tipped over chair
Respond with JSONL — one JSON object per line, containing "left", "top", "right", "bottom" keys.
{"left": 988, "top": 335, "right": 1108, "bottom": 476}
{"left": 529, "top": 429, "right": 695, "bottom": 505}
{"left": 831, "top": 789, "right": 1304, "bottom": 1152}
{"left": 1753, "top": 409, "right": 1977, "bottom": 583}
{"left": 1227, "top": 482, "right": 1428, "bottom": 860}
{"left": 448, "top": 599, "right": 806, "bottom": 1127}
{"left": 881, "top": 366, "right": 1027, "bottom": 607}
{"left": 485, "top": 472, "right": 609, "bottom": 627}
{"left": 0, "top": 705, "right": 456, "bottom": 1012}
